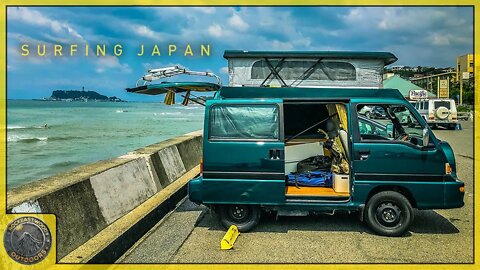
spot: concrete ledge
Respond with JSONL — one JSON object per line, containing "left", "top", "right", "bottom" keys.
{"left": 59, "top": 166, "right": 200, "bottom": 264}
{"left": 7, "top": 131, "right": 203, "bottom": 259}
{"left": 7, "top": 158, "right": 135, "bottom": 208}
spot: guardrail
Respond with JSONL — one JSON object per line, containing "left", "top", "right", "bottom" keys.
{"left": 457, "top": 112, "right": 473, "bottom": 121}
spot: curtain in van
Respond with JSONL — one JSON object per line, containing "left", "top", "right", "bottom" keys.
{"left": 325, "top": 103, "right": 348, "bottom": 131}
{"left": 325, "top": 103, "right": 348, "bottom": 161}
{"left": 336, "top": 104, "right": 348, "bottom": 131}
{"left": 209, "top": 105, "right": 279, "bottom": 140}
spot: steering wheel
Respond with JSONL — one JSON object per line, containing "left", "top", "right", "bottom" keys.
{"left": 395, "top": 133, "right": 409, "bottom": 141}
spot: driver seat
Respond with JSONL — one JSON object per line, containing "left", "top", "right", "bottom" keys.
{"left": 339, "top": 129, "right": 349, "bottom": 157}
{"left": 326, "top": 118, "right": 349, "bottom": 158}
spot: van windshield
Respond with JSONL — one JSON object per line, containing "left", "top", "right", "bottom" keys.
{"left": 434, "top": 101, "right": 451, "bottom": 109}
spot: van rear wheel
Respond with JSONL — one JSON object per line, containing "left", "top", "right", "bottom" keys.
{"left": 218, "top": 204, "right": 261, "bottom": 232}
{"left": 365, "top": 191, "right": 413, "bottom": 237}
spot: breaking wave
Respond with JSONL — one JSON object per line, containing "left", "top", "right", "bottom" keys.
{"left": 8, "top": 136, "right": 48, "bottom": 143}
{"left": 159, "top": 112, "right": 182, "bottom": 115}
{"left": 8, "top": 135, "right": 84, "bottom": 143}
{"left": 7, "top": 125, "right": 47, "bottom": 130}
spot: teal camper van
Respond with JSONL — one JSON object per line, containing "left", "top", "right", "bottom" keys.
{"left": 128, "top": 51, "right": 465, "bottom": 237}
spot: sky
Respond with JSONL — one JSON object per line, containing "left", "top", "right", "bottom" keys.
{"left": 6, "top": 6, "right": 474, "bottom": 101}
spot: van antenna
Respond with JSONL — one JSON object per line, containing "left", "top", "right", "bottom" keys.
{"left": 136, "top": 65, "right": 222, "bottom": 87}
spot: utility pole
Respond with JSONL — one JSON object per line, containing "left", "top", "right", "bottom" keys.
{"left": 437, "top": 76, "right": 440, "bottom": 98}
{"left": 460, "top": 77, "right": 463, "bottom": 105}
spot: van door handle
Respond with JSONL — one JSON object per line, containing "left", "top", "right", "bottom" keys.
{"left": 357, "top": 149, "right": 370, "bottom": 160}
{"left": 269, "top": 149, "right": 283, "bottom": 160}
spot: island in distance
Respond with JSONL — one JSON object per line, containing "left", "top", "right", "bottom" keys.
{"left": 39, "top": 87, "right": 126, "bottom": 102}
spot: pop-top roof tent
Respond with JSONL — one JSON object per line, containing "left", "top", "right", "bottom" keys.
{"left": 223, "top": 50, "right": 398, "bottom": 88}
{"left": 126, "top": 51, "right": 399, "bottom": 105}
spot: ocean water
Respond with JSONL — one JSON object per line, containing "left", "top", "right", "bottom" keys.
{"left": 7, "top": 100, "right": 205, "bottom": 189}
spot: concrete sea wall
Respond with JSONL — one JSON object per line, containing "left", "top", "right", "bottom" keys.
{"left": 7, "top": 131, "right": 202, "bottom": 260}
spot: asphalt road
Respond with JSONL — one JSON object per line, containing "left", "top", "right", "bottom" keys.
{"left": 119, "top": 120, "right": 474, "bottom": 264}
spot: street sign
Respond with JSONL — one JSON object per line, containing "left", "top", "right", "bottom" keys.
{"left": 409, "top": 89, "right": 429, "bottom": 100}
{"left": 438, "top": 79, "right": 449, "bottom": 98}
{"left": 439, "top": 80, "right": 448, "bottom": 88}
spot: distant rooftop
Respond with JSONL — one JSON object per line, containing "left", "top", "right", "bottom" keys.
{"left": 223, "top": 50, "right": 398, "bottom": 65}
{"left": 383, "top": 75, "right": 436, "bottom": 98}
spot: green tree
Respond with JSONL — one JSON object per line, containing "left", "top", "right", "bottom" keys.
{"left": 449, "top": 78, "right": 474, "bottom": 105}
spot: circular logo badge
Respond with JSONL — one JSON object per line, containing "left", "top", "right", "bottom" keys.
{"left": 3, "top": 217, "right": 52, "bottom": 265}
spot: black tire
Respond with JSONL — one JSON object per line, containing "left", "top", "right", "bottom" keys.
{"left": 365, "top": 191, "right": 413, "bottom": 237}
{"left": 448, "top": 124, "right": 456, "bottom": 130}
{"left": 217, "top": 204, "right": 261, "bottom": 232}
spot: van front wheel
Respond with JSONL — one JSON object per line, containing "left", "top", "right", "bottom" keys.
{"left": 365, "top": 191, "right": 413, "bottom": 237}
{"left": 218, "top": 204, "right": 261, "bottom": 232}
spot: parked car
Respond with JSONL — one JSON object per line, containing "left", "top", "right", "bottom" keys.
{"left": 412, "top": 99, "right": 458, "bottom": 129}
{"left": 371, "top": 106, "right": 387, "bottom": 119}
{"left": 359, "top": 105, "right": 386, "bottom": 119}
{"left": 358, "top": 115, "right": 392, "bottom": 138}
{"left": 358, "top": 105, "right": 373, "bottom": 117}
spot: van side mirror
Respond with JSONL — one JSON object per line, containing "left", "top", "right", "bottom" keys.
{"left": 422, "top": 128, "right": 429, "bottom": 147}
{"left": 386, "top": 124, "right": 394, "bottom": 138}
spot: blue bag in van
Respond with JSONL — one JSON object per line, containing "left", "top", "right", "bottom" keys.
{"left": 287, "top": 171, "right": 333, "bottom": 187}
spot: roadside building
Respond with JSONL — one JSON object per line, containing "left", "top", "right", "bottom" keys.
{"left": 383, "top": 72, "right": 395, "bottom": 80}
{"left": 456, "top": 54, "right": 474, "bottom": 81}
{"left": 390, "top": 65, "right": 405, "bottom": 71}
{"left": 442, "top": 67, "right": 455, "bottom": 73}
{"left": 383, "top": 74, "right": 436, "bottom": 100}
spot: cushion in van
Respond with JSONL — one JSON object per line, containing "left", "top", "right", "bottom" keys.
{"left": 287, "top": 171, "right": 332, "bottom": 187}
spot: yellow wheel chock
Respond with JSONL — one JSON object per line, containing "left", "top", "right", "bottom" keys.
{"left": 221, "top": 225, "right": 239, "bottom": 250}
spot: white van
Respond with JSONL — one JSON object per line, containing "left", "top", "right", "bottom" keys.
{"left": 413, "top": 99, "right": 458, "bottom": 129}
